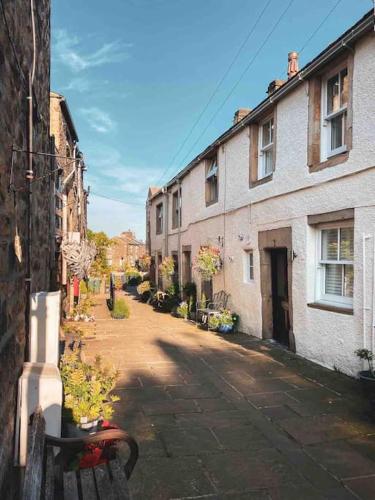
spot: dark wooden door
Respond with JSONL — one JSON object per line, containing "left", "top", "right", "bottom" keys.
{"left": 270, "top": 248, "right": 289, "bottom": 347}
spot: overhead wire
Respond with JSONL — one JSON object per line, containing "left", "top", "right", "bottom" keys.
{"left": 175, "top": 0, "right": 295, "bottom": 173}
{"left": 155, "top": 0, "right": 273, "bottom": 185}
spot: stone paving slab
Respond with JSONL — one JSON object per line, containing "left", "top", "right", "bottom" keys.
{"left": 79, "top": 293, "right": 375, "bottom": 499}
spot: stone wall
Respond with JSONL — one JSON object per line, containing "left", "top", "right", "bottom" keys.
{"left": 0, "top": 0, "right": 51, "bottom": 495}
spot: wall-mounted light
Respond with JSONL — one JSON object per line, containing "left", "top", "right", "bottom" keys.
{"left": 238, "top": 233, "right": 244, "bottom": 241}
{"left": 228, "top": 256, "right": 234, "bottom": 263}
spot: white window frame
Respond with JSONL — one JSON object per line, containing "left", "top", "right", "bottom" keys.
{"left": 243, "top": 249, "right": 255, "bottom": 283}
{"left": 321, "top": 64, "right": 348, "bottom": 161}
{"left": 315, "top": 222, "right": 354, "bottom": 308}
{"left": 258, "top": 116, "right": 274, "bottom": 179}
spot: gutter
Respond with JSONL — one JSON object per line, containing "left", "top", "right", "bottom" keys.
{"left": 157, "top": 10, "right": 374, "bottom": 194}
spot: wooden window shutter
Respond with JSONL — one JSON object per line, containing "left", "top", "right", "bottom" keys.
{"left": 307, "top": 75, "right": 322, "bottom": 167}
{"left": 249, "top": 124, "right": 259, "bottom": 185}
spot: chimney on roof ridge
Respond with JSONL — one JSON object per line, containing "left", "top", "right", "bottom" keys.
{"left": 287, "top": 51, "right": 299, "bottom": 79}
{"left": 267, "top": 79, "right": 285, "bottom": 95}
{"left": 233, "top": 108, "right": 251, "bottom": 125}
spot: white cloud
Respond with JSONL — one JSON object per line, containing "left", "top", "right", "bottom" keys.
{"left": 54, "top": 29, "right": 131, "bottom": 73}
{"left": 61, "top": 77, "right": 91, "bottom": 93}
{"left": 84, "top": 143, "right": 162, "bottom": 215}
{"left": 80, "top": 107, "right": 116, "bottom": 133}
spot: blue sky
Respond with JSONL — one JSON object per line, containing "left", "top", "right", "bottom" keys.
{"left": 51, "top": 0, "right": 372, "bottom": 240}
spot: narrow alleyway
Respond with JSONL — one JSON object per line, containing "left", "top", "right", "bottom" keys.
{"left": 83, "top": 293, "right": 375, "bottom": 500}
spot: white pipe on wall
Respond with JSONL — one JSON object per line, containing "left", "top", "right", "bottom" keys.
{"left": 372, "top": 237, "right": 375, "bottom": 353}
{"left": 363, "top": 234, "right": 372, "bottom": 350}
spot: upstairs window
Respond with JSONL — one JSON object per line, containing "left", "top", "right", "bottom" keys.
{"left": 323, "top": 67, "right": 348, "bottom": 158}
{"left": 316, "top": 225, "right": 354, "bottom": 307}
{"left": 205, "top": 157, "right": 218, "bottom": 206}
{"left": 156, "top": 203, "right": 163, "bottom": 234}
{"left": 259, "top": 117, "right": 274, "bottom": 179}
{"left": 172, "top": 189, "right": 181, "bottom": 229}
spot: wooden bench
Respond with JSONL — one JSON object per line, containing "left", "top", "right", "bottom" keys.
{"left": 196, "top": 290, "right": 230, "bottom": 326}
{"left": 22, "top": 407, "right": 138, "bottom": 500}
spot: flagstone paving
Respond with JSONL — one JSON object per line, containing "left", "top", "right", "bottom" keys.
{"left": 80, "top": 291, "right": 375, "bottom": 499}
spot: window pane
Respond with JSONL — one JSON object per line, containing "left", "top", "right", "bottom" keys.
{"left": 344, "top": 264, "right": 354, "bottom": 297}
{"left": 340, "top": 227, "right": 354, "bottom": 260}
{"left": 249, "top": 252, "right": 254, "bottom": 280}
{"left": 330, "top": 113, "right": 344, "bottom": 151}
{"left": 262, "top": 120, "right": 272, "bottom": 147}
{"left": 325, "top": 264, "right": 342, "bottom": 295}
{"left": 327, "top": 73, "right": 340, "bottom": 114}
{"left": 321, "top": 229, "right": 338, "bottom": 260}
{"left": 340, "top": 68, "right": 348, "bottom": 107}
{"left": 263, "top": 149, "right": 273, "bottom": 176}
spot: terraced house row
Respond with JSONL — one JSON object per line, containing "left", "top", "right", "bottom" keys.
{"left": 147, "top": 10, "right": 375, "bottom": 377}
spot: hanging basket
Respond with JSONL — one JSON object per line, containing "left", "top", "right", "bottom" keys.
{"left": 193, "top": 246, "right": 222, "bottom": 280}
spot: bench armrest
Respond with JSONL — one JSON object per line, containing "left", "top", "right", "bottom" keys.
{"left": 46, "top": 429, "right": 139, "bottom": 479}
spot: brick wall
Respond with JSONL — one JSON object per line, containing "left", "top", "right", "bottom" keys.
{"left": 0, "top": 0, "right": 51, "bottom": 495}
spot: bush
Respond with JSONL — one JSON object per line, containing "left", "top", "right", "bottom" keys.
{"left": 60, "top": 347, "right": 119, "bottom": 424}
{"left": 177, "top": 301, "right": 189, "bottom": 319}
{"left": 111, "top": 298, "right": 130, "bottom": 319}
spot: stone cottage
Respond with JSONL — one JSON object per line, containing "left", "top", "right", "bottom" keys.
{"left": 147, "top": 10, "right": 375, "bottom": 377}
{"left": 0, "top": 0, "right": 53, "bottom": 495}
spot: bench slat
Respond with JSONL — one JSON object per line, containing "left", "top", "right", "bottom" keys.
{"left": 94, "top": 464, "right": 116, "bottom": 500}
{"left": 80, "top": 468, "right": 97, "bottom": 500}
{"left": 44, "top": 445, "right": 55, "bottom": 500}
{"left": 63, "top": 471, "right": 79, "bottom": 500}
{"left": 109, "top": 459, "right": 131, "bottom": 500}
{"left": 22, "top": 407, "right": 46, "bottom": 500}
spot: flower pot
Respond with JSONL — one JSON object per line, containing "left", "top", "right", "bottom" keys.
{"left": 218, "top": 324, "right": 233, "bottom": 334}
{"left": 78, "top": 417, "right": 99, "bottom": 431}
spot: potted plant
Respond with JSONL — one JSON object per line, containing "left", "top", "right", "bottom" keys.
{"left": 217, "top": 309, "right": 234, "bottom": 333}
{"left": 137, "top": 280, "right": 151, "bottom": 302}
{"left": 159, "top": 256, "right": 175, "bottom": 279}
{"left": 111, "top": 298, "right": 130, "bottom": 319}
{"left": 177, "top": 301, "right": 189, "bottom": 320}
{"left": 60, "top": 348, "right": 120, "bottom": 430}
{"left": 355, "top": 349, "right": 375, "bottom": 384}
{"left": 194, "top": 246, "right": 222, "bottom": 280}
{"left": 207, "top": 309, "right": 237, "bottom": 333}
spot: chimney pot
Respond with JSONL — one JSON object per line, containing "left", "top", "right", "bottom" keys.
{"left": 233, "top": 108, "right": 251, "bottom": 125}
{"left": 287, "top": 51, "right": 299, "bottom": 79}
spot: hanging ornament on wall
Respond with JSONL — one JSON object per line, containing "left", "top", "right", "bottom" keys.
{"left": 14, "top": 227, "right": 22, "bottom": 263}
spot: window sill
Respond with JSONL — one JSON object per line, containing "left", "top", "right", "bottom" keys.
{"left": 250, "top": 173, "right": 273, "bottom": 188}
{"left": 206, "top": 199, "right": 218, "bottom": 207}
{"left": 307, "top": 302, "right": 353, "bottom": 315}
{"left": 309, "top": 151, "right": 349, "bottom": 173}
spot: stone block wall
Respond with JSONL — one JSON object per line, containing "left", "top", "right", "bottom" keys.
{"left": 0, "top": 0, "right": 51, "bottom": 495}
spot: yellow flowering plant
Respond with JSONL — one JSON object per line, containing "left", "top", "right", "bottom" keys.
{"left": 60, "top": 348, "right": 120, "bottom": 425}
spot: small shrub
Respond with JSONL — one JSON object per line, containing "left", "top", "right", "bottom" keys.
{"left": 60, "top": 347, "right": 119, "bottom": 424}
{"left": 111, "top": 298, "right": 130, "bottom": 319}
{"left": 79, "top": 280, "right": 88, "bottom": 294}
{"left": 177, "top": 301, "right": 189, "bottom": 319}
{"left": 355, "top": 348, "right": 374, "bottom": 376}
{"left": 137, "top": 280, "right": 151, "bottom": 295}
{"left": 208, "top": 315, "right": 221, "bottom": 330}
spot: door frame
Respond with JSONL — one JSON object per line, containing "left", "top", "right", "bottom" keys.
{"left": 258, "top": 227, "right": 295, "bottom": 351}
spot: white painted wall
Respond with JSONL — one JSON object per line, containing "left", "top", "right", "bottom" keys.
{"left": 148, "top": 32, "right": 375, "bottom": 376}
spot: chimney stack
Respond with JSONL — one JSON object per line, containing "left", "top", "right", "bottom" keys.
{"left": 267, "top": 79, "right": 285, "bottom": 95}
{"left": 287, "top": 51, "right": 299, "bottom": 79}
{"left": 233, "top": 108, "right": 251, "bottom": 125}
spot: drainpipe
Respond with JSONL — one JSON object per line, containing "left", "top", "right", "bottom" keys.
{"left": 177, "top": 179, "right": 182, "bottom": 297}
{"left": 363, "top": 234, "right": 372, "bottom": 350}
{"left": 372, "top": 237, "right": 375, "bottom": 354}
{"left": 163, "top": 186, "right": 169, "bottom": 258}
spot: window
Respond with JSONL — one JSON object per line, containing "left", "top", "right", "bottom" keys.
{"left": 244, "top": 250, "right": 254, "bottom": 282}
{"left": 205, "top": 157, "right": 218, "bottom": 205}
{"left": 323, "top": 67, "right": 348, "bottom": 158}
{"left": 172, "top": 190, "right": 181, "bottom": 229}
{"left": 258, "top": 117, "right": 274, "bottom": 179}
{"left": 316, "top": 226, "right": 353, "bottom": 307}
{"left": 156, "top": 203, "right": 163, "bottom": 234}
